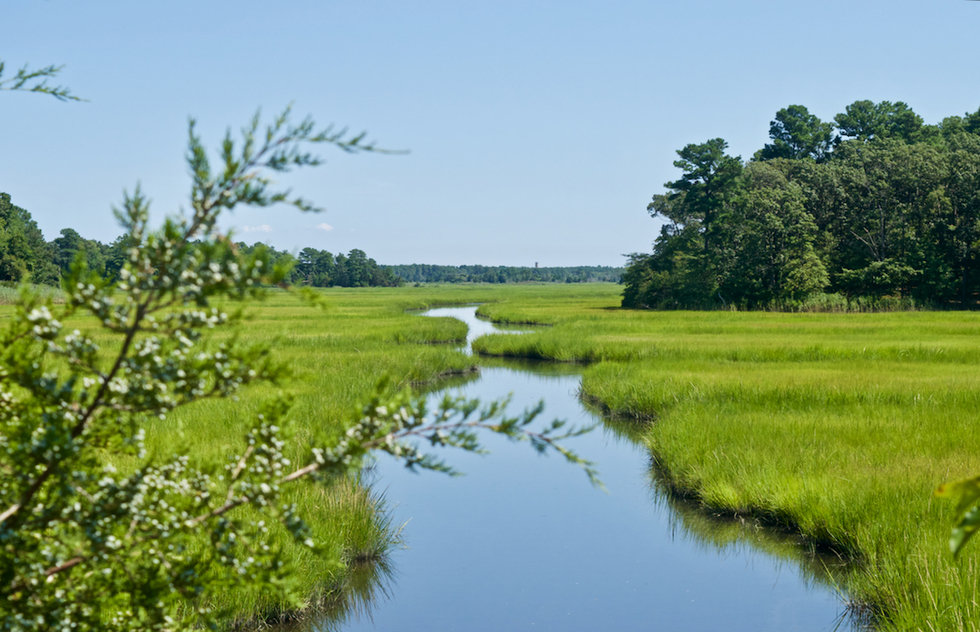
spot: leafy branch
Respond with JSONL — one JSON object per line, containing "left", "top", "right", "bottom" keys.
{"left": 0, "top": 59, "right": 84, "bottom": 101}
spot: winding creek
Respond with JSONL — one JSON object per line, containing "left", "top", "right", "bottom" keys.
{"left": 301, "top": 306, "right": 864, "bottom": 631}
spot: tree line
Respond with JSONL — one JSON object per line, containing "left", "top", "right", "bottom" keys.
{"left": 0, "top": 198, "right": 619, "bottom": 289}
{"left": 265, "top": 246, "right": 402, "bottom": 287}
{"left": 389, "top": 263, "right": 623, "bottom": 284}
{"left": 623, "top": 101, "right": 980, "bottom": 309}
{"left": 0, "top": 193, "right": 401, "bottom": 288}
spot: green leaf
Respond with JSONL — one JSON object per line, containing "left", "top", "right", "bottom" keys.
{"left": 936, "top": 475, "right": 980, "bottom": 513}
{"left": 951, "top": 506, "right": 980, "bottom": 558}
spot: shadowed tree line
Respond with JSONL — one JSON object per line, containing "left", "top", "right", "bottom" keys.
{"left": 0, "top": 193, "right": 401, "bottom": 289}
{"left": 0, "top": 193, "right": 125, "bottom": 286}
{"left": 624, "top": 101, "right": 980, "bottom": 310}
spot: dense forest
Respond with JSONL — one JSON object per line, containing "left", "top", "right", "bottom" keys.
{"left": 0, "top": 193, "right": 400, "bottom": 288}
{"left": 388, "top": 264, "right": 622, "bottom": 284}
{"left": 623, "top": 101, "right": 980, "bottom": 310}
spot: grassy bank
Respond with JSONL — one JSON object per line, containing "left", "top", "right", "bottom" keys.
{"left": 4, "top": 284, "right": 564, "bottom": 624}
{"left": 471, "top": 286, "right": 980, "bottom": 631}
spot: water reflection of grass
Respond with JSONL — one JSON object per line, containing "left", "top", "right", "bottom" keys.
{"left": 478, "top": 355, "right": 587, "bottom": 377}
{"left": 259, "top": 554, "right": 395, "bottom": 632}
{"left": 653, "top": 475, "right": 872, "bottom": 631}
{"left": 588, "top": 391, "right": 868, "bottom": 628}
{"left": 649, "top": 460, "right": 856, "bottom": 586}
{"left": 581, "top": 397, "right": 651, "bottom": 445}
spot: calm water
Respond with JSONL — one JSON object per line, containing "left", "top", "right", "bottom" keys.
{"left": 307, "top": 307, "right": 862, "bottom": 632}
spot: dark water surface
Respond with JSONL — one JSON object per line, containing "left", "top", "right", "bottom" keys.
{"left": 314, "top": 307, "right": 860, "bottom": 631}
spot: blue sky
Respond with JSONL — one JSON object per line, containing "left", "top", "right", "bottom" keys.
{"left": 4, "top": 0, "right": 980, "bottom": 266}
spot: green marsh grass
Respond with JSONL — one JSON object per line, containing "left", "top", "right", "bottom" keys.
{"left": 470, "top": 287, "right": 980, "bottom": 631}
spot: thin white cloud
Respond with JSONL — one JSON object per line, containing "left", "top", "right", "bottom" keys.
{"left": 316, "top": 223, "right": 333, "bottom": 232}
{"left": 243, "top": 225, "right": 272, "bottom": 233}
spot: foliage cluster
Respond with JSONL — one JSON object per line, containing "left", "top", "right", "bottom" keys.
{"left": 0, "top": 193, "right": 60, "bottom": 286}
{"left": 624, "top": 101, "right": 980, "bottom": 310}
{"left": 0, "top": 60, "right": 82, "bottom": 102}
{"left": 293, "top": 247, "right": 401, "bottom": 288}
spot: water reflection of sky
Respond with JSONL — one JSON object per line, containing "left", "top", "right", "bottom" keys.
{"left": 417, "top": 305, "right": 532, "bottom": 355}
{"left": 329, "top": 307, "right": 857, "bottom": 632}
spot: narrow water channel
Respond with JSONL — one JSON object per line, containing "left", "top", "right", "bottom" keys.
{"left": 308, "top": 307, "right": 862, "bottom": 631}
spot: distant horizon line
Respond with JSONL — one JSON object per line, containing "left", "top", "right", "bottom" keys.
{"left": 379, "top": 262, "right": 625, "bottom": 269}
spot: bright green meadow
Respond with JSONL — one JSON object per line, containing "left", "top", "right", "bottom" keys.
{"left": 10, "top": 282, "right": 980, "bottom": 630}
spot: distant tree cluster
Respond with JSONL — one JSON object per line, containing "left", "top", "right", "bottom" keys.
{"left": 624, "top": 101, "right": 980, "bottom": 309}
{"left": 0, "top": 193, "right": 400, "bottom": 289}
{"left": 0, "top": 194, "right": 133, "bottom": 286}
{"left": 388, "top": 264, "right": 622, "bottom": 284}
{"left": 291, "top": 246, "right": 402, "bottom": 287}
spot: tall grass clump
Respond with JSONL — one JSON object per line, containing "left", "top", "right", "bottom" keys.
{"left": 0, "top": 281, "right": 64, "bottom": 304}
{"left": 758, "top": 292, "right": 922, "bottom": 313}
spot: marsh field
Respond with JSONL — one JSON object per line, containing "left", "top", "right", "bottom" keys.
{"left": 38, "top": 283, "right": 980, "bottom": 630}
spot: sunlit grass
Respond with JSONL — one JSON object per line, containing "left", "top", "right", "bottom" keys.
{"left": 473, "top": 291, "right": 980, "bottom": 631}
